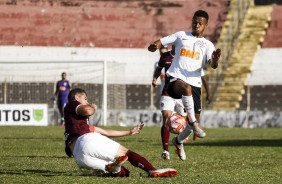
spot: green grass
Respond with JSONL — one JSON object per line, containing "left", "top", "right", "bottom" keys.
{"left": 0, "top": 126, "right": 282, "bottom": 184}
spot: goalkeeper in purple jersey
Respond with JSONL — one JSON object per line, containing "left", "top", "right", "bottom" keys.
{"left": 54, "top": 72, "right": 71, "bottom": 127}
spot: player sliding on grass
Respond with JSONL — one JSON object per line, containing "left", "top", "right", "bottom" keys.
{"left": 63, "top": 88, "right": 178, "bottom": 177}
{"left": 148, "top": 10, "right": 221, "bottom": 160}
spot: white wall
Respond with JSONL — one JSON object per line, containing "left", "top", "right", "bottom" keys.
{"left": 248, "top": 48, "right": 282, "bottom": 85}
{"left": 0, "top": 46, "right": 160, "bottom": 84}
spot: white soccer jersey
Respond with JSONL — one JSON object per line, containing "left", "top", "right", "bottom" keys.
{"left": 160, "top": 31, "right": 215, "bottom": 88}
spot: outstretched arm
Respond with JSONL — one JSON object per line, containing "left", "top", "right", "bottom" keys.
{"left": 209, "top": 48, "right": 221, "bottom": 69}
{"left": 95, "top": 123, "right": 144, "bottom": 137}
{"left": 148, "top": 40, "right": 163, "bottom": 52}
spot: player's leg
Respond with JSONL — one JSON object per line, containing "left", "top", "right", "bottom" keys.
{"left": 166, "top": 79, "right": 192, "bottom": 160}
{"left": 167, "top": 79, "right": 203, "bottom": 137}
{"left": 124, "top": 149, "right": 178, "bottom": 177}
{"left": 167, "top": 79, "right": 195, "bottom": 121}
{"left": 116, "top": 139, "right": 178, "bottom": 177}
{"left": 174, "top": 100, "right": 190, "bottom": 143}
{"left": 193, "top": 113, "right": 200, "bottom": 140}
{"left": 57, "top": 100, "right": 65, "bottom": 127}
{"left": 191, "top": 85, "right": 203, "bottom": 141}
{"left": 170, "top": 80, "right": 205, "bottom": 139}
{"left": 105, "top": 145, "right": 129, "bottom": 177}
{"left": 160, "top": 95, "right": 175, "bottom": 160}
{"left": 72, "top": 133, "right": 125, "bottom": 175}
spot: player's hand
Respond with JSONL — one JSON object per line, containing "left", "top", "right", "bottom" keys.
{"left": 212, "top": 48, "right": 221, "bottom": 62}
{"left": 148, "top": 43, "right": 158, "bottom": 52}
{"left": 52, "top": 95, "right": 57, "bottom": 101}
{"left": 129, "top": 122, "right": 144, "bottom": 135}
{"left": 152, "top": 78, "right": 158, "bottom": 87}
{"left": 91, "top": 103, "right": 97, "bottom": 112}
{"left": 206, "top": 95, "right": 212, "bottom": 104}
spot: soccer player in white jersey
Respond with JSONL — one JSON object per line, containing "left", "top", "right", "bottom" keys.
{"left": 148, "top": 10, "right": 221, "bottom": 160}
{"left": 152, "top": 46, "right": 212, "bottom": 160}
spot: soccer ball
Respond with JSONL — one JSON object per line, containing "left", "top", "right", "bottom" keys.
{"left": 166, "top": 113, "right": 187, "bottom": 134}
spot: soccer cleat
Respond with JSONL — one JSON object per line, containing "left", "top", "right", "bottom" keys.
{"left": 105, "top": 155, "right": 128, "bottom": 173}
{"left": 161, "top": 150, "right": 170, "bottom": 160}
{"left": 172, "top": 137, "right": 186, "bottom": 160}
{"left": 149, "top": 168, "right": 178, "bottom": 177}
{"left": 192, "top": 122, "right": 206, "bottom": 138}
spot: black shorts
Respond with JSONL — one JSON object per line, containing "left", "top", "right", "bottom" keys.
{"left": 166, "top": 77, "right": 202, "bottom": 114}
{"left": 191, "top": 85, "right": 202, "bottom": 114}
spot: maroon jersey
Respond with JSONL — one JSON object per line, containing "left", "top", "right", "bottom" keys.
{"left": 157, "top": 51, "right": 174, "bottom": 96}
{"left": 64, "top": 100, "right": 91, "bottom": 145}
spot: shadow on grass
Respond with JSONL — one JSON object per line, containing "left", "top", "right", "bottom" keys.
{"left": 0, "top": 169, "right": 72, "bottom": 176}
{"left": 186, "top": 139, "right": 282, "bottom": 147}
{"left": 1, "top": 155, "right": 68, "bottom": 159}
{"left": 0, "top": 137, "right": 62, "bottom": 140}
{"left": 122, "top": 137, "right": 282, "bottom": 147}
{"left": 0, "top": 169, "right": 105, "bottom": 177}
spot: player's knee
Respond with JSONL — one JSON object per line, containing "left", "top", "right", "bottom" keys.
{"left": 117, "top": 145, "right": 128, "bottom": 157}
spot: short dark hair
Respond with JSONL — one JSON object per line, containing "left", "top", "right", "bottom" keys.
{"left": 193, "top": 10, "right": 209, "bottom": 22}
{"left": 68, "top": 88, "right": 87, "bottom": 101}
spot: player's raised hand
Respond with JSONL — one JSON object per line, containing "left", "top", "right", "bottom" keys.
{"left": 129, "top": 122, "right": 144, "bottom": 135}
{"left": 210, "top": 48, "right": 221, "bottom": 69}
{"left": 212, "top": 48, "right": 221, "bottom": 62}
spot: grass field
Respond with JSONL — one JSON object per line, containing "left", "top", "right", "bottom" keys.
{"left": 0, "top": 126, "right": 281, "bottom": 184}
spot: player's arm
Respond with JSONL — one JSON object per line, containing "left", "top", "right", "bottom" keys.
{"left": 201, "top": 76, "right": 212, "bottom": 104}
{"left": 76, "top": 103, "right": 97, "bottom": 117}
{"left": 68, "top": 81, "right": 71, "bottom": 90}
{"left": 152, "top": 65, "right": 163, "bottom": 87}
{"left": 209, "top": 48, "right": 221, "bottom": 69}
{"left": 94, "top": 123, "right": 144, "bottom": 137}
{"left": 148, "top": 40, "right": 163, "bottom": 52}
{"left": 53, "top": 82, "right": 59, "bottom": 100}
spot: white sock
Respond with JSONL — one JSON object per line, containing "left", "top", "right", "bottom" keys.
{"left": 182, "top": 95, "right": 196, "bottom": 122}
{"left": 177, "top": 125, "right": 192, "bottom": 143}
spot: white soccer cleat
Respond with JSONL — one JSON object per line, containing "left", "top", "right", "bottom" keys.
{"left": 172, "top": 137, "right": 186, "bottom": 160}
{"left": 192, "top": 122, "right": 206, "bottom": 138}
{"left": 149, "top": 168, "right": 178, "bottom": 177}
{"left": 161, "top": 150, "right": 170, "bottom": 160}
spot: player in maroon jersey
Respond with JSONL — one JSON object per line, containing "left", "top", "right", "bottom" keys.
{"left": 152, "top": 46, "right": 212, "bottom": 160}
{"left": 64, "top": 88, "right": 178, "bottom": 177}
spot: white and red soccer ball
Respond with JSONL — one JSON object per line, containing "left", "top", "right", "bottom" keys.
{"left": 166, "top": 113, "right": 187, "bottom": 134}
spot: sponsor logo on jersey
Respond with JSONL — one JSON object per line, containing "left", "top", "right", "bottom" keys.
{"left": 180, "top": 48, "right": 200, "bottom": 60}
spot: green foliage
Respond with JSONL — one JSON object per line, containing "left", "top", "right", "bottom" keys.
{"left": 0, "top": 126, "right": 282, "bottom": 184}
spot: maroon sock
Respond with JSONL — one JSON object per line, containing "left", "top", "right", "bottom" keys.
{"left": 161, "top": 125, "right": 170, "bottom": 151}
{"left": 106, "top": 166, "right": 130, "bottom": 177}
{"left": 118, "top": 166, "right": 130, "bottom": 177}
{"left": 126, "top": 150, "right": 156, "bottom": 172}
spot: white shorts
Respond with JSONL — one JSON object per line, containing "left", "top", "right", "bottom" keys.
{"left": 73, "top": 132, "right": 120, "bottom": 172}
{"left": 160, "top": 95, "right": 186, "bottom": 116}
